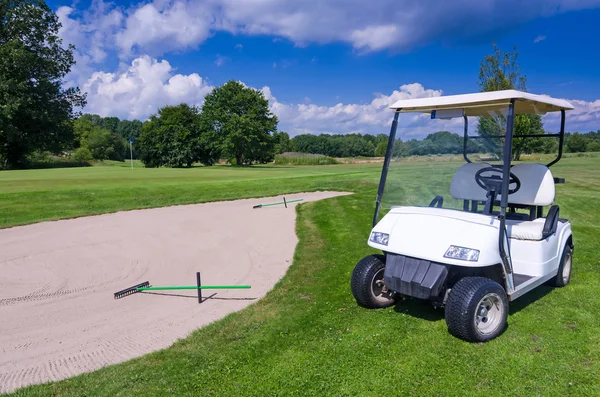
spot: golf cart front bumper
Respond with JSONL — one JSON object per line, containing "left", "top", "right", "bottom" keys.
{"left": 383, "top": 254, "right": 448, "bottom": 300}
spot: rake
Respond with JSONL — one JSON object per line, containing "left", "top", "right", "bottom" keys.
{"left": 253, "top": 197, "right": 303, "bottom": 209}
{"left": 114, "top": 272, "right": 250, "bottom": 303}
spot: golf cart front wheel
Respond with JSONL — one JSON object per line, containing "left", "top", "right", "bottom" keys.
{"left": 445, "top": 277, "right": 508, "bottom": 342}
{"left": 351, "top": 255, "right": 395, "bottom": 309}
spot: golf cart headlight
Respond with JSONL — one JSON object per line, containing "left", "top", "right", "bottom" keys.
{"left": 444, "top": 245, "right": 480, "bottom": 262}
{"left": 370, "top": 232, "right": 389, "bottom": 246}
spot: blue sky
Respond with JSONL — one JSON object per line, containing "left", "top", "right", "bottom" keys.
{"left": 53, "top": 0, "right": 600, "bottom": 137}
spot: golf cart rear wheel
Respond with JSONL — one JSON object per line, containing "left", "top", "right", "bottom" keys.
{"left": 548, "top": 244, "right": 572, "bottom": 287}
{"left": 445, "top": 277, "right": 508, "bottom": 342}
{"left": 351, "top": 255, "right": 395, "bottom": 309}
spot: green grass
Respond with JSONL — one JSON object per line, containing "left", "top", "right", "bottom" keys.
{"left": 3, "top": 157, "right": 600, "bottom": 396}
{"left": 274, "top": 153, "right": 338, "bottom": 165}
{"left": 0, "top": 162, "right": 377, "bottom": 228}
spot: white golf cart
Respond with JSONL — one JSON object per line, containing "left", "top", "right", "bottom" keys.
{"left": 351, "top": 90, "right": 575, "bottom": 342}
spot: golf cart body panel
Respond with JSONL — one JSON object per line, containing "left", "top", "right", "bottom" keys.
{"left": 369, "top": 206, "right": 503, "bottom": 267}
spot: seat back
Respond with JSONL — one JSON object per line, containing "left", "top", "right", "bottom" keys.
{"left": 450, "top": 163, "right": 489, "bottom": 202}
{"left": 508, "top": 163, "right": 555, "bottom": 206}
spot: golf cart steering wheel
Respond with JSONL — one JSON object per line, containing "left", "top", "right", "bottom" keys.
{"left": 475, "top": 167, "right": 521, "bottom": 195}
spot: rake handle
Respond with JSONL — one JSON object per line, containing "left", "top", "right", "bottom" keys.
{"left": 137, "top": 285, "right": 251, "bottom": 291}
{"left": 253, "top": 198, "right": 303, "bottom": 208}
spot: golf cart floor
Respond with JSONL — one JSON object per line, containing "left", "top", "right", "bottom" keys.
{"left": 514, "top": 273, "right": 533, "bottom": 287}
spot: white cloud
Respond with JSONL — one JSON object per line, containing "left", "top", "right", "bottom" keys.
{"left": 56, "top": 2, "right": 124, "bottom": 88}
{"left": 349, "top": 25, "right": 403, "bottom": 52}
{"left": 59, "top": 0, "right": 600, "bottom": 60}
{"left": 214, "top": 54, "right": 229, "bottom": 66}
{"left": 534, "top": 35, "right": 546, "bottom": 43}
{"left": 261, "top": 83, "right": 459, "bottom": 137}
{"left": 115, "top": 1, "right": 214, "bottom": 57}
{"left": 544, "top": 99, "right": 600, "bottom": 132}
{"left": 82, "top": 56, "right": 214, "bottom": 119}
{"left": 234, "top": 43, "right": 243, "bottom": 50}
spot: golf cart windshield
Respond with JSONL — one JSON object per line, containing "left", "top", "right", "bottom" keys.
{"left": 379, "top": 108, "right": 509, "bottom": 215}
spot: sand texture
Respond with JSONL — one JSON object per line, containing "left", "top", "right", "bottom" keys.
{"left": 0, "top": 192, "right": 349, "bottom": 393}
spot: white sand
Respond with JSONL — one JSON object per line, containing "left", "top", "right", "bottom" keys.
{"left": 0, "top": 192, "right": 349, "bottom": 393}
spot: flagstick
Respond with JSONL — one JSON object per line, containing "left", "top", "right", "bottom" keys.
{"left": 129, "top": 140, "right": 133, "bottom": 169}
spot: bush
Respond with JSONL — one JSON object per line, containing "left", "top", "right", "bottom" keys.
{"left": 21, "top": 151, "right": 90, "bottom": 169}
{"left": 274, "top": 152, "right": 338, "bottom": 165}
{"left": 72, "top": 147, "right": 93, "bottom": 162}
{"left": 587, "top": 141, "right": 600, "bottom": 152}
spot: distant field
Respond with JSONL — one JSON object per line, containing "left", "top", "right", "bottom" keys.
{"left": 3, "top": 156, "right": 600, "bottom": 396}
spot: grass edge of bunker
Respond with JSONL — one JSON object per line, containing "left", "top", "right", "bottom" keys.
{"left": 351, "top": 90, "right": 575, "bottom": 342}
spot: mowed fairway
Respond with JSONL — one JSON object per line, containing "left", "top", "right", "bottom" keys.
{"left": 2, "top": 156, "right": 600, "bottom": 396}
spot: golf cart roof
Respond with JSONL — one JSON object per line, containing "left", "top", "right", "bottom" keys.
{"left": 390, "top": 89, "right": 574, "bottom": 116}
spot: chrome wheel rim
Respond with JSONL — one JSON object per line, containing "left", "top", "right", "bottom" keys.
{"left": 562, "top": 252, "right": 572, "bottom": 283}
{"left": 370, "top": 268, "right": 391, "bottom": 304}
{"left": 474, "top": 293, "right": 504, "bottom": 335}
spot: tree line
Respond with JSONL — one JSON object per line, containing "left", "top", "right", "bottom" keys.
{"left": 68, "top": 111, "right": 600, "bottom": 166}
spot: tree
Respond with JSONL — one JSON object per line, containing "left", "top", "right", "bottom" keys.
{"left": 272, "top": 131, "right": 292, "bottom": 154}
{"left": 74, "top": 116, "right": 127, "bottom": 161}
{"left": 138, "top": 104, "right": 217, "bottom": 168}
{"left": 566, "top": 132, "right": 588, "bottom": 153}
{"left": 587, "top": 141, "right": 600, "bottom": 152}
{"left": 477, "top": 43, "right": 543, "bottom": 160}
{"left": 85, "top": 128, "right": 115, "bottom": 160}
{"left": 199, "top": 81, "right": 277, "bottom": 165}
{"left": 375, "top": 141, "right": 387, "bottom": 157}
{"left": 73, "top": 116, "right": 96, "bottom": 148}
{"left": 0, "top": 0, "right": 86, "bottom": 168}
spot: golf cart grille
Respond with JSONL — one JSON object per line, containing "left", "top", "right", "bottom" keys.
{"left": 383, "top": 254, "right": 448, "bottom": 300}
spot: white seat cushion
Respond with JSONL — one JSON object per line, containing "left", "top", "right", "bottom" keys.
{"left": 509, "top": 163, "right": 555, "bottom": 206}
{"left": 506, "top": 218, "right": 545, "bottom": 241}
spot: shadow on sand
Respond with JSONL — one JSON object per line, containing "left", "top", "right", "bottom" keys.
{"left": 139, "top": 291, "right": 258, "bottom": 302}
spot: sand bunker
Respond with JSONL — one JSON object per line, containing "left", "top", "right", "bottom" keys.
{"left": 0, "top": 192, "right": 348, "bottom": 393}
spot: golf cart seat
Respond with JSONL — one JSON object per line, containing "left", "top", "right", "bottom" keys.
{"left": 450, "top": 162, "right": 558, "bottom": 241}
{"left": 507, "top": 163, "right": 555, "bottom": 208}
{"left": 504, "top": 163, "right": 557, "bottom": 241}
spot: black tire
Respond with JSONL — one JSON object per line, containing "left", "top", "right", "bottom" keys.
{"left": 445, "top": 277, "right": 508, "bottom": 342}
{"left": 548, "top": 244, "right": 572, "bottom": 287}
{"left": 350, "top": 254, "right": 395, "bottom": 309}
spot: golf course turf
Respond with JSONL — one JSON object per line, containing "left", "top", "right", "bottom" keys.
{"left": 1, "top": 155, "right": 599, "bottom": 396}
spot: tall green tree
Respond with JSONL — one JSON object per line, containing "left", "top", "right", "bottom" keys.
{"left": 0, "top": 0, "right": 86, "bottom": 168}
{"left": 138, "top": 104, "right": 218, "bottom": 168}
{"left": 272, "top": 131, "right": 292, "bottom": 154}
{"left": 477, "top": 43, "right": 544, "bottom": 160}
{"left": 199, "top": 81, "right": 278, "bottom": 165}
